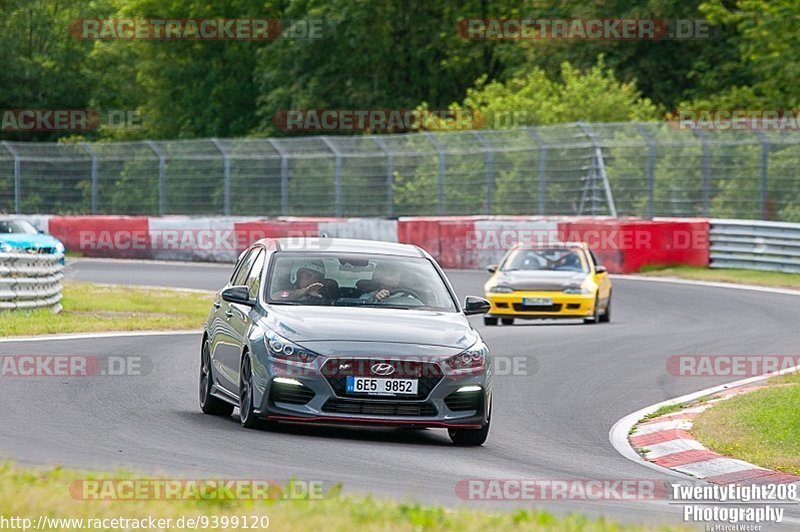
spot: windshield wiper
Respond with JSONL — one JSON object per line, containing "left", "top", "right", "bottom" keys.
{"left": 358, "top": 303, "right": 413, "bottom": 310}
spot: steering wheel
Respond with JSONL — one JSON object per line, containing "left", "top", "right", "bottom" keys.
{"left": 386, "top": 287, "right": 425, "bottom": 303}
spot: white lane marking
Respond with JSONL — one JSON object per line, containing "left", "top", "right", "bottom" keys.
{"left": 673, "top": 458, "right": 757, "bottom": 479}
{"left": 669, "top": 405, "right": 711, "bottom": 415}
{"left": 616, "top": 274, "right": 800, "bottom": 297}
{"left": 65, "top": 281, "right": 214, "bottom": 295}
{"left": 67, "top": 257, "right": 233, "bottom": 268}
{"left": 644, "top": 439, "right": 706, "bottom": 460}
{"left": 610, "top": 362, "right": 800, "bottom": 481}
{"left": 610, "top": 274, "right": 800, "bottom": 481}
{"left": 634, "top": 419, "right": 693, "bottom": 436}
{"left": 0, "top": 330, "right": 199, "bottom": 343}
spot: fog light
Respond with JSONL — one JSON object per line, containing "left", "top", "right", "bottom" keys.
{"left": 456, "top": 385, "right": 482, "bottom": 393}
{"left": 273, "top": 377, "right": 303, "bottom": 386}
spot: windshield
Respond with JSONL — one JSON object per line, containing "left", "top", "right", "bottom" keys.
{"left": 267, "top": 253, "right": 457, "bottom": 311}
{"left": 0, "top": 220, "right": 38, "bottom": 234}
{"left": 501, "top": 248, "right": 588, "bottom": 273}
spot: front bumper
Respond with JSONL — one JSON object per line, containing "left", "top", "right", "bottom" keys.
{"left": 485, "top": 291, "right": 595, "bottom": 318}
{"left": 252, "top": 356, "right": 491, "bottom": 429}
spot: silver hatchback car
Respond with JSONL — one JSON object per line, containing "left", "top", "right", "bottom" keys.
{"left": 200, "top": 237, "right": 493, "bottom": 445}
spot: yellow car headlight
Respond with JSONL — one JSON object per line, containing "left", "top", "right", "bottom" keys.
{"left": 563, "top": 285, "right": 592, "bottom": 295}
{"left": 488, "top": 285, "right": 514, "bottom": 293}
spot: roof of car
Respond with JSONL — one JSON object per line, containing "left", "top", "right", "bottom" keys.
{"left": 512, "top": 241, "right": 587, "bottom": 250}
{"left": 261, "top": 237, "right": 425, "bottom": 257}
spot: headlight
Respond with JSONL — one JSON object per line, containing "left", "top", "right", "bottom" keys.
{"left": 264, "top": 330, "right": 318, "bottom": 365}
{"left": 488, "top": 285, "right": 514, "bottom": 293}
{"left": 443, "top": 339, "right": 488, "bottom": 374}
{"left": 0, "top": 243, "right": 12, "bottom": 253}
{"left": 563, "top": 285, "right": 592, "bottom": 294}
{"left": 54, "top": 242, "right": 65, "bottom": 253}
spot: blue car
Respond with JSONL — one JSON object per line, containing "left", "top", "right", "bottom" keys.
{"left": 0, "top": 218, "right": 65, "bottom": 262}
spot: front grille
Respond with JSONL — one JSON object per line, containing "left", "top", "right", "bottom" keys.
{"left": 444, "top": 391, "right": 483, "bottom": 411}
{"left": 321, "top": 358, "right": 443, "bottom": 401}
{"left": 322, "top": 398, "right": 437, "bottom": 417}
{"left": 24, "top": 247, "right": 55, "bottom": 254}
{"left": 512, "top": 303, "right": 563, "bottom": 312}
{"left": 269, "top": 382, "right": 315, "bottom": 405}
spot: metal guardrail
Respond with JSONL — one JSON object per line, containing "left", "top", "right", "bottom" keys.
{"left": 3, "top": 122, "right": 800, "bottom": 221}
{"left": 710, "top": 219, "right": 800, "bottom": 273}
{"left": 0, "top": 253, "right": 64, "bottom": 312}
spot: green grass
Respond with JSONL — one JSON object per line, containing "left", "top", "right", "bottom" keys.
{"left": 637, "top": 395, "right": 714, "bottom": 425}
{"left": 691, "top": 374, "right": 800, "bottom": 476}
{"left": 638, "top": 265, "right": 800, "bottom": 289}
{"left": 0, "top": 281, "right": 212, "bottom": 336}
{"left": 0, "top": 462, "right": 684, "bottom": 531}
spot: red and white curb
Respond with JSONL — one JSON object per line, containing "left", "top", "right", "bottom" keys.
{"left": 610, "top": 277, "right": 800, "bottom": 493}
{"left": 629, "top": 385, "right": 800, "bottom": 486}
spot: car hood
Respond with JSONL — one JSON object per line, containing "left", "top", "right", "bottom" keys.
{"left": 0, "top": 233, "right": 61, "bottom": 248}
{"left": 264, "top": 305, "right": 478, "bottom": 353}
{"left": 491, "top": 270, "right": 589, "bottom": 291}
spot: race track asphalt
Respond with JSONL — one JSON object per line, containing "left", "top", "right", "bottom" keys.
{"left": 2, "top": 259, "right": 798, "bottom": 528}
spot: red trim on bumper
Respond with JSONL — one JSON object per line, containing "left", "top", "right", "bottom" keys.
{"left": 265, "top": 414, "right": 482, "bottom": 429}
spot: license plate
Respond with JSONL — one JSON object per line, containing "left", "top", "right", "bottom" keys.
{"left": 346, "top": 376, "right": 418, "bottom": 395}
{"left": 522, "top": 297, "right": 552, "bottom": 306}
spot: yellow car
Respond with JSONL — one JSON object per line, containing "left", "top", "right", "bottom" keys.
{"left": 483, "top": 242, "right": 612, "bottom": 325}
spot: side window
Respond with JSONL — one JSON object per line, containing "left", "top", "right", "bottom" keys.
{"left": 229, "top": 249, "right": 253, "bottom": 284}
{"left": 246, "top": 250, "right": 266, "bottom": 298}
{"left": 232, "top": 249, "right": 258, "bottom": 286}
{"left": 588, "top": 250, "right": 600, "bottom": 268}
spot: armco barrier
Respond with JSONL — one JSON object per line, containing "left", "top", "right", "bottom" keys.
{"left": 0, "top": 252, "right": 64, "bottom": 312}
{"left": 710, "top": 219, "right": 800, "bottom": 273}
{"left": 555, "top": 218, "right": 709, "bottom": 273}
{"left": 232, "top": 219, "right": 330, "bottom": 254}
{"left": 48, "top": 215, "right": 151, "bottom": 259}
{"left": 148, "top": 216, "right": 251, "bottom": 263}
{"left": 30, "top": 215, "right": 712, "bottom": 272}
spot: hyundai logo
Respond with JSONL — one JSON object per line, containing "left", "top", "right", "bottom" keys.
{"left": 371, "top": 363, "right": 395, "bottom": 376}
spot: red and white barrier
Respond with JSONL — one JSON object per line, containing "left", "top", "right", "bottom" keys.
{"left": 36, "top": 215, "right": 710, "bottom": 272}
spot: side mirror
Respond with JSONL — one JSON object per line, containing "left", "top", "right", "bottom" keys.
{"left": 463, "top": 296, "right": 491, "bottom": 316}
{"left": 38, "top": 229, "right": 45, "bottom": 234}
{"left": 487, "top": 264, "right": 497, "bottom": 273}
{"left": 595, "top": 265, "right": 607, "bottom": 274}
{"left": 221, "top": 285, "right": 255, "bottom": 307}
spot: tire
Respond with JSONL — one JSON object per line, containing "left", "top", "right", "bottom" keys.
{"left": 199, "top": 340, "right": 234, "bottom": 416}
{"left": 448, "top": 409, "right": 491, "bottom": 446}
{"left": 238, "top": 354, "right": 260, "bottom": 429}
{"left": 500, "top": 318, "right": 514, "bottom": 326}
{"left": 599, "top": 295, "right": 611, "bottom": 323}
{"left": 583, "top": 295, "right": 601, "bottom": 324}
{"left": 483, "top": 316, "right": 498, "bottom": 326}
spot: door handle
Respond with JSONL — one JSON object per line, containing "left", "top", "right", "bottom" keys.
{"left": 213, "top": 301, "right": 221, "bottom": 309}
{"left": 225, "top": 310, "right": 234, "bottom": 319}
